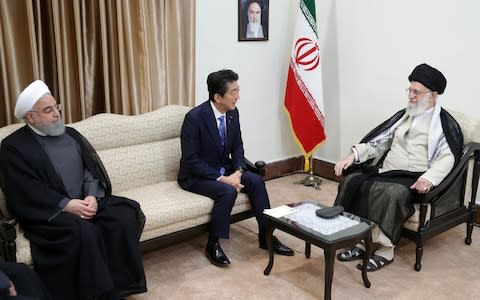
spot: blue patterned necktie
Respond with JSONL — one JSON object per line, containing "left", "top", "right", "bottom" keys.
{"left": 218, "top": 115, "right": 226, "bottom": 148}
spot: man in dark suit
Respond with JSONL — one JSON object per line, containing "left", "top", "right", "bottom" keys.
{"left": 178, "top": 69, "right": 293, "bottom": 267}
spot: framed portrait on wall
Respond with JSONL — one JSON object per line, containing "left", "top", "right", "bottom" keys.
{"left": 238, "top": 0, "right": 269, "bottom": 41}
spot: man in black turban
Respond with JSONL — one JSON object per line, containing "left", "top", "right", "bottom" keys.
{"left": 332, "top": 63, "right": 463, "bottom": 271}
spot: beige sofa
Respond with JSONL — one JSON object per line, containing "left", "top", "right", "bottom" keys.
{"left": 0, "top": 105, "right": 257, "bottom": 264}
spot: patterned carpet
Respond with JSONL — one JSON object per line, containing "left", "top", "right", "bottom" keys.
{"left": 129, "top": 173, "right": 480, "bottom": 300}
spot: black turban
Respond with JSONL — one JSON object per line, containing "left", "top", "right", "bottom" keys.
{"left": 408, "top": 63, "right": 447, "bottom": 95}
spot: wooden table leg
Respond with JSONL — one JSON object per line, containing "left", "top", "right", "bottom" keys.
{"left": 361, "top": 229, "right": 372, "bottom": 288}
{"left": 323, "top": 247, "right": 335, "bottom": 300}
{"left": 305, "top": 241, "right": 311, "bottom": 258}
{"left": 263, "top": 222, "right": 275, "bottom": 275}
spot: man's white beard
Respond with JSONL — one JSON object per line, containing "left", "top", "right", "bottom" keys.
{"left": 37, "top": 119, "right": 66, "bottom": 136}
{"left": 249, "top": 21, "right": 260, "bottom": 33}
{"left": 406, "top": 96, "right": 430, "bottom": 117}
{"left": 247, "top": 21, "right": 261, "bottom": 37}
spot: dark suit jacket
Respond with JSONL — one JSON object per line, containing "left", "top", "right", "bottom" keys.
{"left": 177, "top": 100, "right": 246, "bottom": 186}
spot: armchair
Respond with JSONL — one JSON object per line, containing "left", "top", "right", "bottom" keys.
{"left": 402, "top": 141, "right": 480, "bottom": 271}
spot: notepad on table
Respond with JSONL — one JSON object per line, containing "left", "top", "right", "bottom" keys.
{"left": 263, "top": 205, "right": 296, "bottom": 218}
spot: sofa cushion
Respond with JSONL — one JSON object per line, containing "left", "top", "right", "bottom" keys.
{"left": 117, "top": 182, "right": 251, "bottom": 242}
{"left": 15, "top": 229, "right": 31, "bottom": 264}
{"left": 97, "top": 138, "right": 181, "bottom": 193}
{"left": 71, "top": 105, "right": 190, "bottom": 151}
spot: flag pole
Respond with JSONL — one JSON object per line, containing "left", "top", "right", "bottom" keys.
{"left": 294, "top": 154, "right": 322, "bottom": 189}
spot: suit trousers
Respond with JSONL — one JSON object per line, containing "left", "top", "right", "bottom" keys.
{"left": 183, "top": 171, "right": 270, "bottom": 239}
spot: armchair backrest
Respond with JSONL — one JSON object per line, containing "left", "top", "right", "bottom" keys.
{"left": 446, "top": 109, "right": 480, "bottom": 206}
{"left": 448, "top": 109, "right": 480, "bottom": 145}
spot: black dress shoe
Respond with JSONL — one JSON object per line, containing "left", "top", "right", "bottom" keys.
{"left": 259, "top": 236, "right": 294, "bottom": 256}
{"left": 205, "top": 242, "right": 231, "bottom": 267}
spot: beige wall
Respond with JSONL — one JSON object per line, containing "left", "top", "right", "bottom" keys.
{"left": 196, "top": 0, "right": 480, "bottom": 164}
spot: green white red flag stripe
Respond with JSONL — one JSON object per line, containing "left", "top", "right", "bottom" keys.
{"left": 284, "top": 0, "right": 326, "bottom": 156}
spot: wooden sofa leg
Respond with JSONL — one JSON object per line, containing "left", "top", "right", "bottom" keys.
{"left": 415, "top": 242, "right": 423, "bottom": 272}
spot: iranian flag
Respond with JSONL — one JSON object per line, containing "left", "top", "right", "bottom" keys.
{"left": 284, "top": 0, "right": 326, "bottom": 157}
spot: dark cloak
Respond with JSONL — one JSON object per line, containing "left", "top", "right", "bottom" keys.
{"left": 0, "top": 126, "right": 146, "bottom": 300}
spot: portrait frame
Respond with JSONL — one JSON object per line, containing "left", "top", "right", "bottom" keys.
{"left": 238, "top": 0, "right": 269, "bottom": 42}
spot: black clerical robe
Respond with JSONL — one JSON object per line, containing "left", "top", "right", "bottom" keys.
{"left": 0, "top": 126, "right": 146, "bottom": 300}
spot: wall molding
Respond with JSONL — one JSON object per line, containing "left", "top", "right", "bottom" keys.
{"left": 264, "top": 156, "right": 338, "bottom": 182}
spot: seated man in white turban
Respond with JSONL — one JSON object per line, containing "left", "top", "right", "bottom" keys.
{"left": 334, "top": 64, "right": 463, "bottom": 271}
{"left": 0, "top": 80, "right": 147, "bottom": 299}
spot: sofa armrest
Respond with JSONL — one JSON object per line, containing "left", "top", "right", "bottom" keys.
{"left": 245, "top": 158, "right": 266, "bottom": 177}
{"left": 0, "top": 211, "right": 17, "bottom": 262}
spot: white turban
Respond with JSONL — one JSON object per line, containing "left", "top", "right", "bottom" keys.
{"left": 14, "top": 80, "right": 51, "bottom": 119}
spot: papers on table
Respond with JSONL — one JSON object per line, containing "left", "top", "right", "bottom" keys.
{"left": 263, "top": 205, "right": 297, "bottom": 218}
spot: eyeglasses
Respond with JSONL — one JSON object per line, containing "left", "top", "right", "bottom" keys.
{"left": 405, "top": 88, "right": 432, "bottom": 96}
{"left": 29, "top": 104, "right": 62, "bottom": 114}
